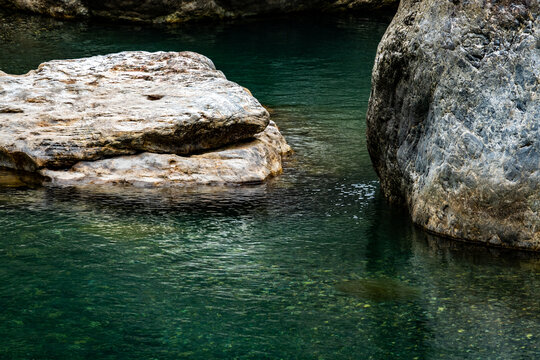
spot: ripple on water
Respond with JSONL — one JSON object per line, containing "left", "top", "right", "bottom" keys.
{"left": 335, "top": 278, "right": 421, "bottom": 302}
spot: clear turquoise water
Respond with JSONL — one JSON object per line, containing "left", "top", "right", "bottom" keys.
{"left": 0, "top": 11, "right": 539, "bottom": 360}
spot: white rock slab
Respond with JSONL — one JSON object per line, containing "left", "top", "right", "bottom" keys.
{"left": 0, "top": 51, "right": 269, "bottom": 171}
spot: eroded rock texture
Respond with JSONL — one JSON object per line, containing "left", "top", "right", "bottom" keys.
{"left": 0, "top": 0, "right": 398, "bottom": 22}
{"left": 0, "top": 51, "right": 290, "bottom": 186}
{"left": 367, "top": 0, "right": 539, "bottom": 250}
{"left": 0, "top": 51, "right": 268, "bottom": 171}
{"left": 42, "top": 121, "right": 291, "bottom": 186}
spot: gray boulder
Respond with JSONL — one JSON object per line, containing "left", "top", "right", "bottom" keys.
{"left": 367, "top": 0, "right": 539, "bottom": 250}
{"left": 0, "top": 51, "right": 268, "bottom": 172}
{"left": 0, "top": 0, "right": 398, "bottom": 22}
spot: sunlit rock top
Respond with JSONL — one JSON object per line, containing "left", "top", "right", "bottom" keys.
{"left": 0, "top": 51, "right": 269, "bottom": 172}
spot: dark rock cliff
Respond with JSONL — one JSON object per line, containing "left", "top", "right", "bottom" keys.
{"left": 0, "top": 0, "right": 398, "bottom": 22}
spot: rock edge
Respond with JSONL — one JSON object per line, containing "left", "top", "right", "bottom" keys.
{"left": 41, "top": 121, "right": 292, "bottom": 187}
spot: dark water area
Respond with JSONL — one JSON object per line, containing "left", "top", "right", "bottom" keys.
{"left": 0, "top": 10, "right": 539, "bottom": 360}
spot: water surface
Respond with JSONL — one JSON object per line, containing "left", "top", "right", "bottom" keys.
{"left": 0, "top": 10, "right": 539, "bottom": 359}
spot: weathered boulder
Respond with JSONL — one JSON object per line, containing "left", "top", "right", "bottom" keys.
{"left": 0, "top": 0, "right": 398, "bottom": 23}
{"left": 42, "top": 121, "right": 291, "bottom": 187}
{"left": 0, "top": 51, "right": 269, "bottom": 172}
{"left": 367, "top": 0, "right": 539, "bottom": 250}
{"left": 0, "top": 51, "right": 291, "bottom": 187}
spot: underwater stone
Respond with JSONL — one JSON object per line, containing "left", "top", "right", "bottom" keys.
{"left": 335, "top": 278, "right": 420, "bottom": 302}
{"left": 366, "top": 0, "right": 539, "bottom": 250}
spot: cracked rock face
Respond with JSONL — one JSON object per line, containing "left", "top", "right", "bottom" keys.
{"left": 367, "top": 0, "right": 539, "bottom": 250}
{"left": 42, "top": 121, "right": 291, "bottom": 187}
{"left": 0, "top": 51, "right": 269, "bottom": 172}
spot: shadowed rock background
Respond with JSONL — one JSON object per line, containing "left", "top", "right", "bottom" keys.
{"left": 0, "top": 0, "right": 398, "bottom": 22}
{"left": 367, "top": 0, "right": 539, "bottom": 250}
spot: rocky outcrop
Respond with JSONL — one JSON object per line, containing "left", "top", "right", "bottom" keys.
{"left": 0, "top": 0, "right": 88, "bottom": 18}
{"left": 0, "top": 51, "right": 290, "bottom": 187}
{"left": 367, "top": 0, "right": 539, "bottom": 250}
{"left": 0, "top": 0, "right": 398, "bottom": 23}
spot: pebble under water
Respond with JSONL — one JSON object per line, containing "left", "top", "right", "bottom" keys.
{"left": 0, "top": 10, "right": 539, "bottom": 359}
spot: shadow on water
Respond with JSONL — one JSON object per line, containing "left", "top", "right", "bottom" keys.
{"left": 413, "top": 230, "right": 540, "bottom": 265}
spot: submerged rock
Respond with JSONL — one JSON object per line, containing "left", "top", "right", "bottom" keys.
{"left": 42, "top": 121, "right": 291, "bottom": 187}
{"left": 0, "top": 0, "right": 398, "bottom": 23}
{"left": 0, "top": 51, "right": 290, "bottom": 187}
{"left": 366, "top": 0, "right": 539, "bottom": 250}
{"left": 335, "top": 278, "right": 420, "bottom": 302}
{"left": 0, "top": 51, "right": 268, "bottom": 171}
{"left": 0, "top": 169, "right": 43, "bottom": 188}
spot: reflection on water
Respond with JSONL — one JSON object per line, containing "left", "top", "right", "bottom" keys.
{"left": 410, "top": 232, "right": 540, "bottom": 359}
{"left": 0, "top": 9, "right": 539, "bottom": 360}
{"left": 335, "top": 278, "right": 421, "bottom": 302}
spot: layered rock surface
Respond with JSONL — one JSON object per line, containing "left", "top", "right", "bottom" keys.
{"left": 0, "top": 51, "right": 290, "bottom": 186}
{"left": 0, "top": 0, "right": 398, "bottom": 23}
{"left": 367, "top": 0, "right": 539, "bottom": 250}
{"left": 43, "top": 121, "right": 291, "bottom": 186}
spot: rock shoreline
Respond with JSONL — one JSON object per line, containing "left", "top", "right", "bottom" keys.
{"left": 0, "top": 51, "right": 291, "bottom": 187}
{"left": 0, "top": 0, "right": 399, "bottom": 23}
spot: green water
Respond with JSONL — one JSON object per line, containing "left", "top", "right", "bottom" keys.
{"left": 1, "top": 10, "right": 539, "bottom": 360}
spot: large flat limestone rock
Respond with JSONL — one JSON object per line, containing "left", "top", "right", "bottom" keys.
{"left": 0, "top": 51, "right": 269, "bottom": 171}
{"left": 41, "top": 121, "right": 291, "bottom": 187}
